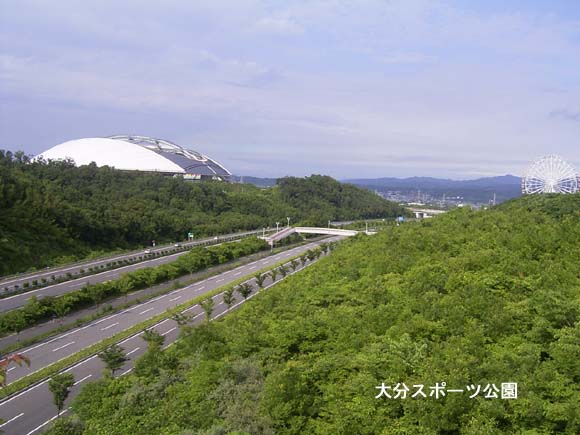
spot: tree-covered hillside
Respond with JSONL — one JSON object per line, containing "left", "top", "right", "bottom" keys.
{"left": 0, "top": 151, "right": 405, "bottom": 275}
{"left": 53, "top": 194, "right": 580, "bottom": 435}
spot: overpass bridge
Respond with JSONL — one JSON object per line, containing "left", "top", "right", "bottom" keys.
{"left": 261, "top": 226, "right": 371, "bottom": 246}
{"left": 409, "top": 208, "right": 447, "bottom": 219}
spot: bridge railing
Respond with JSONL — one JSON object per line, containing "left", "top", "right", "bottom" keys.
{"left": 294, "top": 227, "right": 358, "bottom": 236}
{"left": 262, "top": 226, "right": 370, "bottom": 245}
{"left": 263, "top": 227, "right": 296, "bottom": 244}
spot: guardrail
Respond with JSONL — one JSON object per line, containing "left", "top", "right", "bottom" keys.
{"left": 0, "top": 229, "right": 277, "bottom": 296}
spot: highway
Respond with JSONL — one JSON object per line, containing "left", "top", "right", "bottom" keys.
{"left": 0, "top": 230, "right": 274, "bottom": 313}
{"left": 0, "top": 229, "right": 274, "bottom": 295}
{"left": 0, "top": 237, "right": 339, "bottom": 435}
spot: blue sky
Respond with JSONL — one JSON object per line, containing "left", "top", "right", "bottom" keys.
{"left": 1, "top": 0, "right": 579, "bottom": 178}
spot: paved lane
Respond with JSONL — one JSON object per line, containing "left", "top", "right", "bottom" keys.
{"left": 0, "top": 230, "right": 274, "bottom": 313}
{"left": 0, "top": 238, "right": 339, "bottom": 435}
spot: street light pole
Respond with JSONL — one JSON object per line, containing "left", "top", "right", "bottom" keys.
{"left": 286, "top": 217, "right": 290, "bottom": 227}
{"left": 276, "top": 222, "right": 280, "bottom": 232}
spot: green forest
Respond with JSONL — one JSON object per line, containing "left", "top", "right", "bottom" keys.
{"left": 0, "top": 151, "right": 406, "bottom": 275}
{"left": 49, "top": 194, "right": 580, "bottom": 434}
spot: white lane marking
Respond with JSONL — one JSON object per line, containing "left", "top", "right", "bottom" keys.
{"left": 162, "top": 327, "right": 177, "bottom": 336}
{"left": 119, "top": 332, "right": 144, "bottom": 346}
{"left": 73, "top": 374, "right": 92, "bottom": 386}
{"left": 100, "top": 322, "right": 119, "bottom": 331}
{"left": 63, "top": 355, "right": 98, "bottom": 373}
{"left": 274, "top": 256, "right": 281, "bottom": 260}
{"left": 213, "top": 253, "right": 319, "bottom": 321}
{"left": 0, "top": 378, "right": 50, "bottom": 407}
{"left": 248, "top": 265, "right": 256, "bottom": 270}
{"left": 169, "top": 295, "right": 182, "bottom": 302}
{"left": 233, "top": 271, "right": 241, "bottom": 276}
{"left": 1, "top": 250, "right": 187, "bottom": 302}
{"left": 216, "top": 278, "right": 224, "bottom": 283}
{"left": 120, "top": 368, "right": 133, "bottom": 376}
{"left": 4, "top": 244, "right": 314, "bottom": 391}
{"left": 127, "top": 347, "right": 140, "bottom": 356}
{"left": 26, "top": 409, "right": 69, "bottom": 435}
{"left": 196, "top": 286, "right": 205, "bottom": 290}
{"left": 7, "top": 367, "right": 16, "bottom": 372}
{"left": 182, "top": 305, "right": 199, "bottom": 313}
{"left": 192, "top": 313, "right": 204, "bottom": 320}
{"left": 149, "top": 294, "right": 167, "bottom": 302}
{"left": 138, "top": 307, "right": 154, "bottom": 315}
{"left": 52, "top": 341, "right": 75, "bottom": 352}
{"left": 20, "top": 293, "right": 143, "bottom": 353}
{"left": 0, "top": 330, "right": 141, "bottom": 407}
{"left": 0, "top": 412, "right": 24, "bottom": 428}
{"left": 92, "top": 313, "right": 119, "bottom": 325}
{"left": 0, "top": 230, "right": 283, "bottom": 289}
{"left": 22, "top": 318, "right": 97, "bottom": 354}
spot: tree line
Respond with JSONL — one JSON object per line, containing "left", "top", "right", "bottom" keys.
{"left": 0, "top": 151, "right": 407, "bottom": 275}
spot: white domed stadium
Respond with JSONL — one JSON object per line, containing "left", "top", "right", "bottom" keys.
{"left": 36, "top": 135, "right": 231, "bottom": 181}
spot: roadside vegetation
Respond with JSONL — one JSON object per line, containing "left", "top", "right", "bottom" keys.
{"left": 0, "top": 150, "right": 406, "bottom": 275}
{"left": 50, "top": 194, "right": 580, "bottom": 435}
{"left": 0, "top": 244, "right": 328, "bottom": 401}
{"left": 0, "top": 238, "right": 269, "bottom": 337}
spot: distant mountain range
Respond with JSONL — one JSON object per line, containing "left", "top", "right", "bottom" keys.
{"left": 234, "top": 174, "right": 523, "bottom": 203}
{"left": 343, "top": 175, "right": 522, "bottom": 203}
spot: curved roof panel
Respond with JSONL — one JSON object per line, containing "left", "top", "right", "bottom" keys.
{"left": 36, "top": 136, "right": 231, "bottom": 179}
{"left": 108, "top": 135, "right": 231, "bottom": 177}
{"left": 38, "top": 138, "right": 185, "bottom": 173}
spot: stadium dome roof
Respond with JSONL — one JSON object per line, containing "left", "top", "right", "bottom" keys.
{"left": 36, "top": 135, "right": 231, "bottom": 180}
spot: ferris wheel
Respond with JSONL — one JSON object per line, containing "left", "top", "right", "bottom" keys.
{"left": 522, "top": 155, "right": 578, "bottom": 194}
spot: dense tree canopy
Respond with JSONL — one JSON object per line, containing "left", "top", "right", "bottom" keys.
{"left": 51, "top": 194, "right": 580, "bottom": 434}
{"left": 0, "top": 151, "right": 406, "bottom": 275}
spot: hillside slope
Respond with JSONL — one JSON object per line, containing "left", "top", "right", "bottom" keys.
{"left": 54, "top": 194, "right": 580, "bottom": 435}
{"left": 0, "top": 151, "right": 406, "bottom": 275}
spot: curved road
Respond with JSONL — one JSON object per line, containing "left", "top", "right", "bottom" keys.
{"left": 0, "top": 230, "right": 274, "bottom": 313}
{"left": 0, "top": 237, "right": 340, "bottom": 435}
{"left": 0, "top": 229, "right": 274, "bottom": 295}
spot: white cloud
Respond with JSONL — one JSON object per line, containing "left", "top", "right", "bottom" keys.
{"left": 380, "top": 52, "right": 435, "bottom": 64}
{"left": 1, "top": 0, "right": 580, "bottom": 177}
{"left": 253, "top": 17, "right": 303, "bottom": 35}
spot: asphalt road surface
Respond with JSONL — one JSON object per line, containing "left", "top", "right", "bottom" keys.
{"left": 0, "top": 230, "right": 274, "bottom": 313}
{"left": 0, "top": 229, "right": 274, "bottom": 294}
{"left": 0, "top": 237, "right": 340, "bottom": 435}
